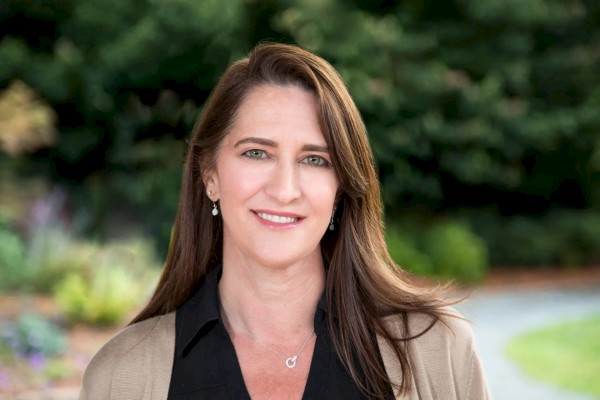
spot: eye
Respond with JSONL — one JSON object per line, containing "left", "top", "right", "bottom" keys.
{"left": 243, "top": 149, "right": 268, "bottom": 160}
{"left": 302, "top": 155, "right": 329, "bottom": 167}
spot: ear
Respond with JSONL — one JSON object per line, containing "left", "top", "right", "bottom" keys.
{"left": 203, "top": 169, "right": 220, "bottom": 201}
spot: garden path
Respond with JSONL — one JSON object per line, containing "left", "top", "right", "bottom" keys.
{"left": 457, "top": 285, "right": 600, "bottom": 400}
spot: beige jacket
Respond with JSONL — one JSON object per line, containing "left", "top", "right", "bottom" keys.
{"left": 79, "top": 311, "right": 491, "bottom": 399}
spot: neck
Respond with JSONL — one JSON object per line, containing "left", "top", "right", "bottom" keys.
{"left": 218, "top": 256, "right": 325, "bottom": 341}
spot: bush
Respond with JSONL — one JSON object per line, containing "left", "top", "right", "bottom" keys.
{"left": 386, "top": 227, "right": 433, "bottom": 276}
{"left": 0, "top": 313, "right": 71, "bottom": 390}
{"left": 0, "top": 224, "right": 99, "bottom": 293}
{"left": 25, "top": 227, "right": 93, "bottom": 293}
{"left": 1, "top": 222, "right": 162, "bottom": 302}
{"left": 552, "top": 211, "right": 600, "bottom": 265}
{"left": 423, "top": 222, "right": 488, "bottom": 283}
{"left": 54, "top": 267, "right": 147, "bottom": 325}
{"left": 386, "top": 219, "right": 488, "bottom": 283}
{"left": 52, "top": 238, "right": 160, "bottom": 325}
{"left": 0, "top": 218, "right": 160, "bottom": 325}
{"left": 463, "top": 209, "right": 600, "bottom": 267}
{"left": 1, "top": 313, "right": 67, "bottom": 359}
{"left": 0, "top": 222, "right": 27, "bottom": 292}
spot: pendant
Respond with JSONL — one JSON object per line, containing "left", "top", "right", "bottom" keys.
{"left": 286, "top": 355, "right": 298, "bottom": 368}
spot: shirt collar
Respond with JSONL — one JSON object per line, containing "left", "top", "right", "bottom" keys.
{"left": 177, "top": 264, "right": 328, "bottom": 357}
{"left": 177, "top": 265, "right": 222, "bottom": 357}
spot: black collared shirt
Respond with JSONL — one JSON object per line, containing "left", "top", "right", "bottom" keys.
{"left": 168, "top": 266, "right": 388, "bottom": 399}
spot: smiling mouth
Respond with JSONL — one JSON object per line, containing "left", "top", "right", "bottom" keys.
{"left": 256, "top": 212, "right": 300, "bottom": 224}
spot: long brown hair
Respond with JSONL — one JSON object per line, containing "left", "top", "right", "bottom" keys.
{"left": 132, "top": 43, "right": 449, "bottom": 397}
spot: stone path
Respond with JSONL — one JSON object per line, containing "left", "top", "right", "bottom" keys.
{"left": 456, "top": 286, "right": 600, "bottom": 400}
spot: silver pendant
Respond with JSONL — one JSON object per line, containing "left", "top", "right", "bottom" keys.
{"left": 285, "top": 355, "right": 298, "bottom": 368}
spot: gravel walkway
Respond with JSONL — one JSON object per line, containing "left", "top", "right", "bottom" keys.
{"left": 456, "top": 286, "right": 600, "bottom": 400}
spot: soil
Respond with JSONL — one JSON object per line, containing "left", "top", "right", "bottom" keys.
{"left": 480, "top": 264, "right": 600, "bottom": 291}
{"left": 1, "top": 265, "right": 599, "bottom": 399}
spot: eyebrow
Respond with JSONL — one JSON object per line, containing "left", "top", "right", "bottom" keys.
{"left": 302, "top": 144, "right": 329, "bottom": 153}
{"left": 234, "top": 137, "right": 276, "bottom": 148}
{"left": 234, "top": 137, "right": 329, "bottom": 153}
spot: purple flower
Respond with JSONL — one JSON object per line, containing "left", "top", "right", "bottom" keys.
{"left": 28, "top": 352, "right": 47, "bottom": 371}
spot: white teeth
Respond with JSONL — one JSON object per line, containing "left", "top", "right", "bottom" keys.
{"left": 257, "top": 213, "right": 298, "bottom": 224}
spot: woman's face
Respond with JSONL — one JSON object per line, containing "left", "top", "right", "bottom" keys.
{"left": 205, "top": 84, "right": 339, "bottom": 270}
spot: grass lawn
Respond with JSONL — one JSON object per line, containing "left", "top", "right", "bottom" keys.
{"left": 506, "top": 314, "right": 600, "bottom": 398}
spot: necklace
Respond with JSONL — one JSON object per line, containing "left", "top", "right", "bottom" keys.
{"left": 242, "top": 329, "right": 314, "bottom": 369}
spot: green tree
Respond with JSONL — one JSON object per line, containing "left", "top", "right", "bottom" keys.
{"left": 1, "top": 0, "right": 599, "bottom": 265}
{"left": 276, "top": 0, "right": 600, "bottom": 216}
{"left": 0, "top": 0, "right": 251, "bottom": 247}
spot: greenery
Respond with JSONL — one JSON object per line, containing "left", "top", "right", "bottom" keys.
{"left": 0, "top": 202, "right": 160, "bottom": 325}
{"left": 0, "top": 314, "right": 72, "bottom": 392}
{"left": 0, "top": 222, "right": 28, "bottom": 292}
{"left": 55, "top": 268, "right": 140, "bottom": 325}
{"left": 54, "top": 261, "right": 157, "bottom": 326}
{"left": 0, "top": 219, "right": 160, "bottom": 299}
{"left": 387, "top": 226, "right": 433, "bottom": 277}
{"left": 1, "top": 0, "right": 599, "bottom": 269}
{"left": 423, "top": 221, "right": 488, "bottom": 283}
{"left": 462, "top": 209, "right": 600, "bottom": 266}
{"left": 386, "top": 219, "right": 488, "bottom": 283}
{"left": 506, "top": 315, "right": 600, "bottom": 397}
{"left": 1, "top": 313, "right": 67, "bottom": 359}
{"left": 53, "top": 238, "right": 160, "bottom": 325}
{"left": 0, "top": 80, "right": 56, "bottom": 156}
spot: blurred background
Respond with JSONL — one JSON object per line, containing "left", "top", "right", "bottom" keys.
{"left": 0, "top": 0, "right": 599, "bottom": 399}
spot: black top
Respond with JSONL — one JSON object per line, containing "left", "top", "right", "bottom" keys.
{"left": 167, "top": 266, "right": 391, "bottom": 399}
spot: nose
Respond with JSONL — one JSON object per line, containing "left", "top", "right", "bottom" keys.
{"left": 264, "top": 162, "right": 301, "bottom": 204}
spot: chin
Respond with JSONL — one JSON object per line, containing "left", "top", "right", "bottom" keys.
{"left": 251, "top": 249, "right": 321, "bottom": 271}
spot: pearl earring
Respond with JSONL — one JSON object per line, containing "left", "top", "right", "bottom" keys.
{"left": 208, "top": 190, "right": 218, "bottom": 216}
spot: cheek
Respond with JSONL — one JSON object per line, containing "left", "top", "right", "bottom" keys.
{"left": 302, "top": 174, "right": 339, "bottom": 205}
{"left": 218, "top": 162, "right": 265, "bottom": 200}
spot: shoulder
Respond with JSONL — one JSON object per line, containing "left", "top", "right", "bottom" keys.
{"left": 410, "top": 308, "right": 475, "bottom": 353}
{"left": 379, "top": 308, "right": 491, "bottom": 399}
{"left": 79, "top": 312, "right": 176, "bottom": 399}
{"left": 381, "top": 308, "right": 477, "bottom": 368}
{"left": 382, "top": 307, "right": 472, "bottom": 345}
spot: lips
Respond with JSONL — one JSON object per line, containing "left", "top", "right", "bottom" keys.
{"left": 256, "top": 212, "right": 300, "bottom": 224}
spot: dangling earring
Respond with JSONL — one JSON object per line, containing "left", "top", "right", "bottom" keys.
{"left": 329, "top": 207, "right": 336, "bottom": 231}
{"left": 208, "top": 190, "right": 218, "bottom": 216}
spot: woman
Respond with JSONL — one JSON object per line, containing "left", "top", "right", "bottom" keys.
{"left": 80, "top": 43, "right": 490, "bottom": 399}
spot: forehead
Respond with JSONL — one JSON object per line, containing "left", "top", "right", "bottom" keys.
{"left": 224, "top": 84, "right": 324, "bottom": 145}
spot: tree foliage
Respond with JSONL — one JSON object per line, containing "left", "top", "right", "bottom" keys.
{"left": 1, "top": 0, "right": 599, "bottom": 263}
{"left": 276, "top": 0, "right": 600, "bottom": 215}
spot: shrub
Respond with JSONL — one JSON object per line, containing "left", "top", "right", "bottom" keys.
{"left": 25, "top": 226, "right": 95, "bottom": 293}
{"left": 386, "top": 219, "right": 488, "bottom": 283}
{"left": 386, "top": 226, "right": 433, "bottom": 276}
{"left": 53, "top": 238, "right": 160, "bottom": 326}
{"left": 54, "top": 267, "right": 146, "bottom": 325}
{"left": 0, "top": 222, "right": 27, "bottom": 292}
{"left": 0, "top": 224, "right": 101, "bottom": 293}
{"left": 552, "top": 211, "right": 600, "bottom": 265}
{"left": 463, "top": 209, "right": 600, "bottom": 267}
{"left": 423, "top": 222, "right": 488, "bottom": 283}
{"left": 1, "top": 313, "right": 67, "bottom": 359}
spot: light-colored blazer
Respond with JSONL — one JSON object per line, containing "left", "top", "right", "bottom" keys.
{"left": 79, "top": 311, "right": 491, "bottom": 399}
